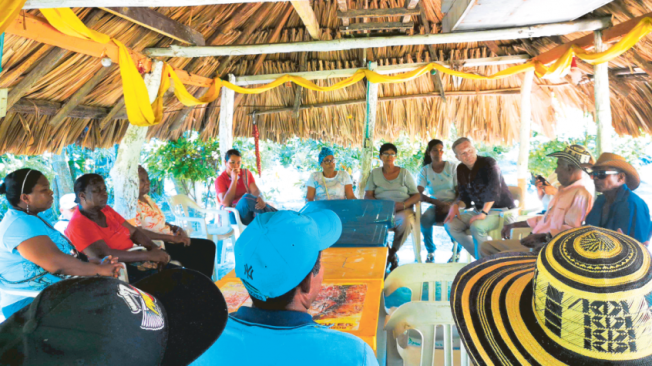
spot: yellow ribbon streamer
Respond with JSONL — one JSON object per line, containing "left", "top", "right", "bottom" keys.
{"left": 32, "top": 7, "right": 652, "bottom": 126}
{"left": 0, "top": 0, "right": 27, "bottom": 35}
{"left": 40, "top": 8, "right": 162, "bottom": 127}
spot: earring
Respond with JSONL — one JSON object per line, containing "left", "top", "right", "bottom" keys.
{"left": 26, "top": 205, "right": 29, "bottom": 214}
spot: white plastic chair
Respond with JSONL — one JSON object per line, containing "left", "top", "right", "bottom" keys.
{"left": 385, "top": 302, "right": 470, "bottom": 366}
{"left": 384, "top": 263, "right": 467, "bottom": 366}
{"left": 168, "top": 195, "right": 242, "bottom": 279}
{"left": 384, "top": 263, "right": 467, "bottom": 310}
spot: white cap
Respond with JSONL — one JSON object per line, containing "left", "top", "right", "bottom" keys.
{"left": 59, "top": 193, "right": 77, "bottom": 210}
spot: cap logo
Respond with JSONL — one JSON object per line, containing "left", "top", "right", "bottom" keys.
{"left": 117, "top": 284, "right": 165, "bottom": 331}
{"left": 244, "top": 264, "right": 254, "bottom": 281}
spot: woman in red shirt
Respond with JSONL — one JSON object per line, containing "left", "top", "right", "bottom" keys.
{"left": 66, "top": 174, "right": 172, "bottom": 282}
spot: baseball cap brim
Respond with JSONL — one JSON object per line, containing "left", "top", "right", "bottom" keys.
{"left": 134, "top": 269, "right": 228, "bottom": 366}
{"left": 302, "top": 209, "right": 343, "bottom": 250}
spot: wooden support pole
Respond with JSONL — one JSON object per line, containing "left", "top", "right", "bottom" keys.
{"left": 146, "top": 17, "right": 612, "bottom": 58}
{"left": 49, "top": 64, "right": 117, "bottom": 127}
{"left": 109, "top": 61, "right": 163, "bottom": 219}
{"left": 219, "top": 74, "right": 236, "bottom": 161}
{"left": 6, "top": 13, "right": 213, "bottom": 88}
{"left": 101, "top": 7, "right": 205, "bottom": 45}
{"left": 517, "top": 69, "right": 534, "bottom": 198}
{"left": 358, "top": 62, "right": 378, "bottom": 199}
{"left": 594, "top": 30, "right": 614, "bottom": 156}
{"left": 293, "top": 47, "right": 309, "bottom": 120}
{"left": 291, "top": 0, "right": 321, "bottom": 40}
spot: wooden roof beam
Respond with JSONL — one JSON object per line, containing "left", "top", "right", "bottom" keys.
{"left": 336, "top": 0, "right": 349, "bottom": 26}
{"left": 146, "top": 17, "right": 612, "bottom": 57}
{"left": 403, "top": 0, "right": 419, "bottom": 23}
{"left": 534, "top": 12, "right": 652, "bottom": 66}
{"left": 23, "top": 0, "right": 286, "bottom": 8}
{"left": 100, "top": 7, "right": 205, "bottom": 45}
{"left": 10, "top": 98, "right": 127, "bottom": 119}
{"left": 6, "top": 13, "right": 213, "bottom": 88}
{"left": 337, "top": 8, "right": 421, "bottom": 19}
{"left": 291, "top": 0, "right": 321, "bottom": 40}
{"left": 6, "top": 10, "right": 104, "bottom": 111}
{"left": 340, "top": 22, "right": 414, "bottom": 33}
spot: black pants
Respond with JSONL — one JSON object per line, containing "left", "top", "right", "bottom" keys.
{"left": 127, "top": 263, "right": 180, "bottom": 283}
{"left": 164, "top": 238, "right": 217, "bottom": 278}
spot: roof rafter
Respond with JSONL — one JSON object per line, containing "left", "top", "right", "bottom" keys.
{"left": 100, "top": 7, "right": 205, "bottom": 45}
{"left": 5, "top": 13, "right": 213, "bottom": 87}
{"left": 291, "top": 0, "right": 321, "bottom": 40}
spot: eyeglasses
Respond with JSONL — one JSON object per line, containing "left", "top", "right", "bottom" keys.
{"left": 591, "top": 170, "right": 620, "bottom": 180}
{"left": 381, "top": 153, "right": 397, "bottom": 158}
{"left": 322, "top": 158, "right": 336, "bottom": 164}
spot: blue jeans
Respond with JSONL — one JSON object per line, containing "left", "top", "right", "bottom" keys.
{"left": 420, "top": 206, "right": 448, "bottom": 253}
{"left": 2, "top": 297, "right": 34, "bottom": 319}
{"left": 230, "top": 193, "right": 277, "bottom": 225}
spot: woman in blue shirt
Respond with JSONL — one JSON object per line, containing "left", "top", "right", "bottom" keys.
{"left": 0, "top": 169, "right": 121, "bottom": 318}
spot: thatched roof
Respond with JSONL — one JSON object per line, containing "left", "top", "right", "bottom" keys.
{"left": 1, "top": 0, "right": 651, "bottom": 155}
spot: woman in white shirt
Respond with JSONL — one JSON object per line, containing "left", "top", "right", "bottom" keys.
{"left": 306, "top": 147, "right": 356, "bottom": 201}
{"left": 417, "top": 139, "right": 458, "bottom": 263}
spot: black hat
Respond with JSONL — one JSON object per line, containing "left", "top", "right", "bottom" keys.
{"left": 0, "top": 269, "right": 228, "bottom": 366}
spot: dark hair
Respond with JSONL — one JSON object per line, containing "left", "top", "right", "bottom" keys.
{"left": 379, "top": 143, "right": 398, "bottom": 156}
{"left": 0, "top": 168, "right": 45, "bottom": 207}
{"left": 452, "top": 137, "right": 472, "bottom": 152}
{"left": 74, "top": 174, "right": 104, "bottom": 203}
{"left": 250, "top": 253, "right": 322, "bottom": 311}
{"left": 422, "top": 139, "right": 444, "bottom": 166}
{"left": 225, "top": 149, "right": 241, "bottom": 162}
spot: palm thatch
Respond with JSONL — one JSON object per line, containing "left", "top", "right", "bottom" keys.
{"left": 0, "top": 0, "right": 651, "bottom": 155}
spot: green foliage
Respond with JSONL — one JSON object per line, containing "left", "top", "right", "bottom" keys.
{"left": 272, "top": 137, "right": 361, "bottom": 174}
{"left": 143, "top": 133, "right": 221, "bottom": 201}
{"left": 378, "top": 135, "right": 425, "bottom": 175}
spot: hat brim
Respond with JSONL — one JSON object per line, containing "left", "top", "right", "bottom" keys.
{"left": 547, "top": 151, "right": 587, "bottom": 169}
{"left": 134, "top": 269, "right": 228, "bottom": 366}
{"left": 302, "top": 209, "right": 343, "bottom": 250}
{"left": 451, "top": 251, "right": 652, "bottom": 365}
{"left": 593, "top": 159, "right": 640, "bottom": 190}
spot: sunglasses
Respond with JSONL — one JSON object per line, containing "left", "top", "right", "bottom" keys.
{"left": 591, "top": 170, "right": 620, "bottom": 180}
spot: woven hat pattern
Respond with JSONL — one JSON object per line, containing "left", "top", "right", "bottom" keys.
{"left": 452, "top": 226, "right": 652, "bottom": 366}
{"left": 548, "top": 145, "right": 594, "bottom": 169}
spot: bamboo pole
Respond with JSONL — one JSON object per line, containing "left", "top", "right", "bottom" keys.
{"left": 517, "top": 70, "right": 534, "bottom": 199}
{"left": 358, "top": 62, "right": 378, "bottom": 199}
{"left": 594, "top": 30, "right": 614, "bottom": 155}
{"left": 219, "top": 74, "right": 236, "bottom": 161}
{"left": 145, "top": 17, "right": 612, "bottom": 58}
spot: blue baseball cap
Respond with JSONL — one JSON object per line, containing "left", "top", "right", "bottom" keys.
{"left": 235, "top": 210, "right": 342, "bottom": 301}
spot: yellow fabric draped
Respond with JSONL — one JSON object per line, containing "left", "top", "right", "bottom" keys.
{"left": 28, "top": 6, "right": 652, "bottom": 125}
{"left": 0, "top": 0, "right": 27, "bottom": 35}
{"left": 40, "top": 8, "right": 162, "bottom": 126}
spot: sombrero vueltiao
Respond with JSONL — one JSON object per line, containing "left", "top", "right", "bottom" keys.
{"left": 547, "top": 144, "right": 595, "bottom": 170}
{"left": 451, "top": 226, "right": 652, "bottom": 365}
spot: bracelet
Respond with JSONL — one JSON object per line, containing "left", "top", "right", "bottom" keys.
{"left": 481, "top": 210, "right": 489, "bottom": 215}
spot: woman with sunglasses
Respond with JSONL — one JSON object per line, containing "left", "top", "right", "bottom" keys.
{"left": 364, "top": 143, "right": 420, "bottom": 272}
{"left": 0, "top": 169, "right": 122, "bottom": 318}
{"left": 306, "top": 147, "right": 356, "bottom": 201}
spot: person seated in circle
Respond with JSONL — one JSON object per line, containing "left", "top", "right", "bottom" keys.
{"left": 215, "top": 149, "right": 277, "bottom": 226}
{"left": 65, "top": 174, "right": 172, "bottom": 283}
{"left": 0, "top": 169, "right": 121, "bottom": 318}
{"left": 417, "top": 139, "right": 459, "bottom": 263}
{"left": 135, "top": 166, "right": 217, "bottom": 278}
{"left": 54, "top": 193, "right": 77, "bottom": 234}
{"left": 306, "top": 147, "right": 356, "bottom": 201}
{"left": 364, "top": 143, "right": 420, "bottom": 272}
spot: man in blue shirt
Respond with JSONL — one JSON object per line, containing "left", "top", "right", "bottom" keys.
{"left": 192, "top": 210, "right": 379, "bottom": 366}
{"left": 585, "top": 153, "right": 651, "bottom": 244}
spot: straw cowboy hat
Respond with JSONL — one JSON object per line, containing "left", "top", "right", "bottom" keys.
{"left": 451, "top": 226, "right": 652, "bottom": 366}
{"left": 592, "top": 152, "right": 640, "bottom": 191}
{"left": 548, "top": 144, "right": 595, "bottom": 170}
